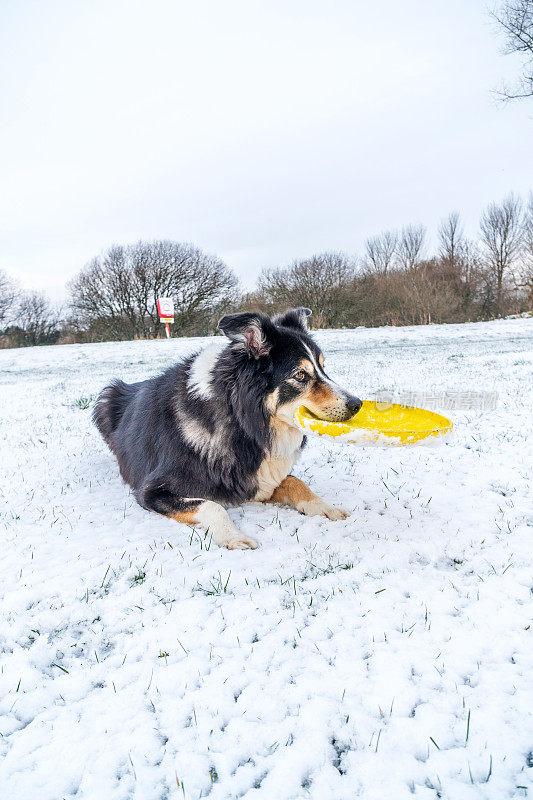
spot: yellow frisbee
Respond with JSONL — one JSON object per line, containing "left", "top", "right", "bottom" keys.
{"left": 295, "top": 401, "right": 453, "bottom": 446}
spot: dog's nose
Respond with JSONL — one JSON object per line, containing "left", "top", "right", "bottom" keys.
{"left": 347, "top": 396, "right": 363, "bottom": 416}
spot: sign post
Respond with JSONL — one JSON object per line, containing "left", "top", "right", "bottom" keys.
{"left": 156, "top": 297, "right": 175, "bottom": 338}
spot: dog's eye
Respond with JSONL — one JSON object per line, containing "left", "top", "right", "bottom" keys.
{"left": 293, "top": 370, "right": 307, "bottom": 382}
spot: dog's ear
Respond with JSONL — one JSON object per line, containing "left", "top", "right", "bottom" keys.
{"left": 217, "top": 312, "right": 276, "bottom": 359}
{"left": 273, "top": 307, "right": 312, "bottom": 332}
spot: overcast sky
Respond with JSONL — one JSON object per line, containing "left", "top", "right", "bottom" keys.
{"left": 0, "top": 0, "right": 531, "bottom": 298}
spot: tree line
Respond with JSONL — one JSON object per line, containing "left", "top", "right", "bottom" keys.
{"left": 1, "top": 192, "right": 532, "bottom": 348}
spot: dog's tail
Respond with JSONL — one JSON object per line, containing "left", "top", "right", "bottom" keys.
{"left": 93, "top": 380, "right": 131, "bottom": 446}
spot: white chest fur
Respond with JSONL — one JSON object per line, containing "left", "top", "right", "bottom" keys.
{"left": 253, "top": 420, "right": 304, "bottom": 501}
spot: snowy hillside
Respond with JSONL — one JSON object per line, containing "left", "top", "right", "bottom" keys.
{"left": 0, "top": 319, "right": 532, "bottom": 800}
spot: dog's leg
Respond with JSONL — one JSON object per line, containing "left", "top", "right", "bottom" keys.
{"left": 267, "top": 475, "right": 349, "bottom": 520}
{"left": 140, "top": 483, "right": 258, "bottom": 550}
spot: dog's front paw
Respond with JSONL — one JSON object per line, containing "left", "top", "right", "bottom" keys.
{"left": 322, "top": 503, "right": 350, "bottom": 521}
{"left": 225, "top": 533, "right": 259, "bottom": 550}
{"left": 297, "top": 499, "right": 350, "bottom": 520}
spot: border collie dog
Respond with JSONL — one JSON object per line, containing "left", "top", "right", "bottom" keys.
{"left": 94, "top": 308, "right": 362, "bottom": 549}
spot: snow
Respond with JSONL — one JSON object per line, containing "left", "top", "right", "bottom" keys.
{"left": 0, "top": 318, "right": 532, "bottom": 800}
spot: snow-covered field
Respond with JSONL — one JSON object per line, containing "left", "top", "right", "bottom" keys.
{"left": 1, "top": 319, "right": 532, "bottom": 800}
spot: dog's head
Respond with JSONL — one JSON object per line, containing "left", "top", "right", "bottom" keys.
{"left": 218, "top": 308, "right": 362, "bottom": 424}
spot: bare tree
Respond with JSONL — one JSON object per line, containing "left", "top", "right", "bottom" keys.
{"left": 479, "top": 193, "right": 523, "bottom": 310}
{"left": 397, "top": 224, "right": 426, "bottom": 270}
{"left": 69, "top": 240, "right": 239, "bottom": 340}
{"left": 18, "top": 291, "right": 62, "bottom": 346}
{"left": 364, "top": 230, "right": 398, "bottom": 274}
{"left": 0, "top": 270, "right": 19, "bottom": 329}
{"left": 258, "top": 252, "right": 357, "bottom": 328}
{"left": 438, "top": 212, "right": 464, "bottom": 270}
{"left": 513, "top": 191, "right": 533, "bottom": 305}
{"left": 491, "top": 0, "right": 533, "bottom": 99}
{"left": 457, "top": 239, "right": 486, "bottom": 314}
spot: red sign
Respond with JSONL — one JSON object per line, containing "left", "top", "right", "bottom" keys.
{"left": 156, "top": 297, "right": 174, "bottom": 322}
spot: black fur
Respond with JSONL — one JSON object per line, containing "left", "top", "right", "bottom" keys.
{"left": 93, "top": 309, "right": 359, "bottom": 518}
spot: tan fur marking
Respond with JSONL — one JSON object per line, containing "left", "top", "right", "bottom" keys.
{"left": 307, "top": 381, "right": 338, "bottom": 405}
{"left": 169, "top": 508, "right": 199, "bottom": 524}
{"left": 267, "top": 475, "right": 350, "bottom": 521}
{"left": 299, "top": 358, "right": 315, "bottom": 375}
{"left": 265, "top": 387, "right": 280, "bottom": 413}
{"left": 318, "top": 353, "right": 324, "bottom": 367}
{"left": 269, "top": 475, "right": 317, "bottom": 505}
